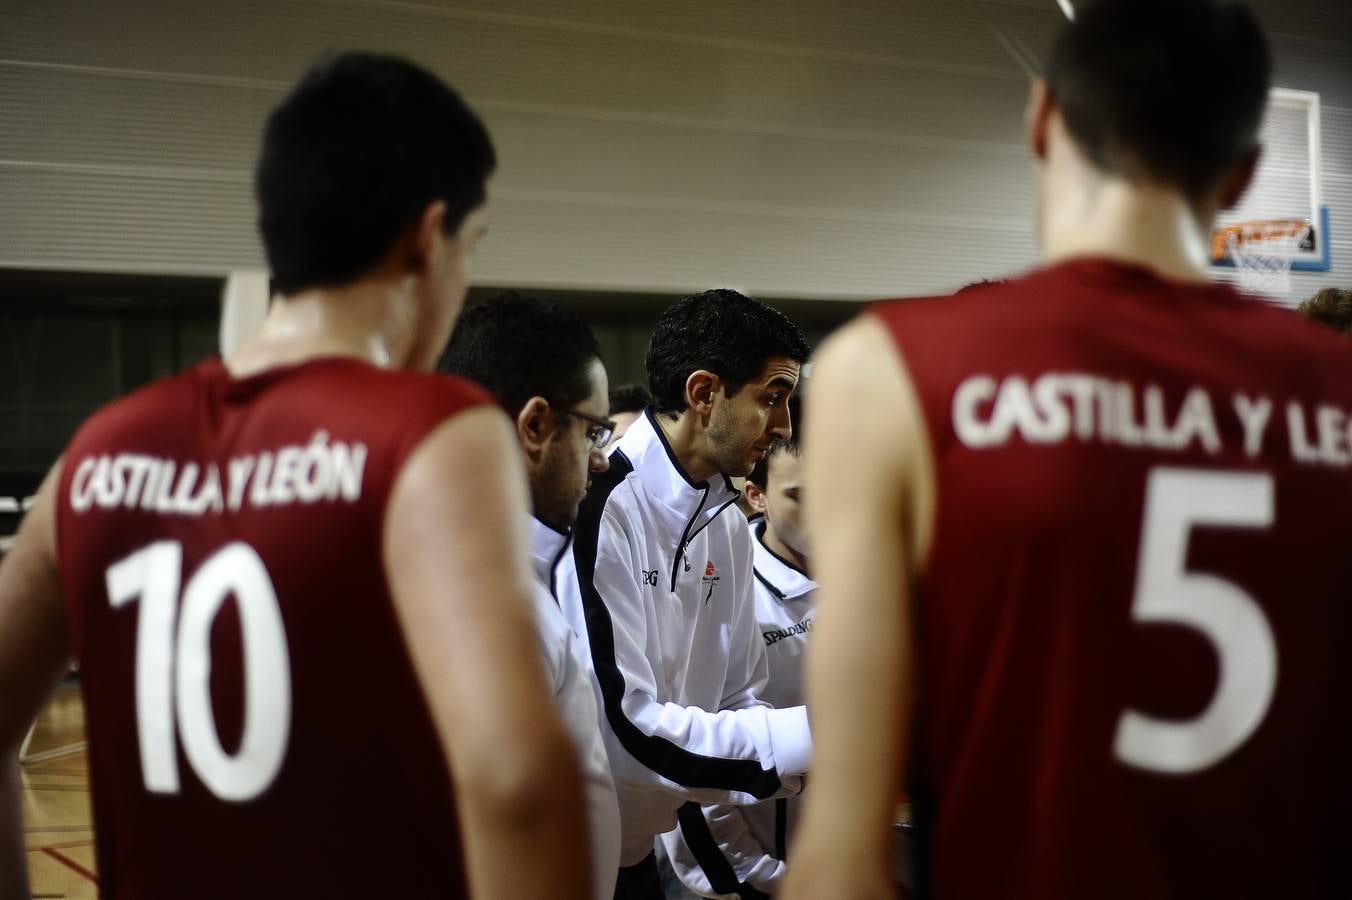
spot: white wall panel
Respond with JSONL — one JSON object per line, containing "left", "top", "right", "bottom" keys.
{"left": 0, "top": 0, "right": 1347, "bottom": 305}
{"left": 0, "top": 64, "right": 274, "bottom": 170}
{"left": 474, "top": 193, "right": 1036, "bottom": 299}
{"left": 487, "top": 112, "right": 1032, "bottom": 223}
{"left": 0, "top": 166, "right": 259, "bottom": 273}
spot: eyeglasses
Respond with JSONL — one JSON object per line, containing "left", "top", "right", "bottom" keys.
{"left": 558, "top": 408, "right": 618, "bottom": 451}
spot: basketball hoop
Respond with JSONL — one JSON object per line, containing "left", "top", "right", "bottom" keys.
{"left": 1211, "top": 219, "right": 1312, "bottom": 297}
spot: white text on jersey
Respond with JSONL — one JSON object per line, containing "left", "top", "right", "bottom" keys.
{"left": 69, "top": 430, "right": 367, "bottom": 515}
{"left": 953, "top": 372, "right": 1352, "bottom": 467}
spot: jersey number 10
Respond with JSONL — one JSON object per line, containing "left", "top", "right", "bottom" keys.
{"left": 106, "top": 541, "right": 292, "bottom": 802}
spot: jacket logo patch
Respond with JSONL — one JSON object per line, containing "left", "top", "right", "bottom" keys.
{"left": 702, "top": 561, "right": 720, "bottom": 604}
{"left": 763, "top": 617, "right": 814, "bottom": 646}
{"left": 641, "top": 569, "right": 659, "bottom": 587}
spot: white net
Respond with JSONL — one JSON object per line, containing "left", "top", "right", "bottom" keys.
{"left": 1223, "top": 220, "right": 1311, "bottom": 297}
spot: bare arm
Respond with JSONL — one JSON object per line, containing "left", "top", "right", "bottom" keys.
{"left": 0, "top": 465, "right": 74, "bottom": 900}
{"left": 781, "top": 318, "right": 934, "bottom": 900}
{"left": 384, "top": 408, "right": 591, "bottom": 900}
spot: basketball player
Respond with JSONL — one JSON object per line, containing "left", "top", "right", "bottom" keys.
{"left": 439, "top": 291, "right": 623, "bottom": 899}
{"left": 0, "top": 54, "right": 590, "bottom": 899}
{"left": 559, "top": 289, "right": 813, "bottom": 900}
{"left": 661, "top": 396, "right": 814, "bottom": 899}
{"left": 1297, "top": 286, "right": 1352, "bottom": 334}
{"left": 785, "top": 1, "right": 1348, "bottom": 897}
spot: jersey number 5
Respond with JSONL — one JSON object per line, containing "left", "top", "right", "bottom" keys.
{"left": 107, "top": 541, "right": 292, "bottom": 801}
{"left": 1114, "top": 467, "right": 1277, "bottom": 775}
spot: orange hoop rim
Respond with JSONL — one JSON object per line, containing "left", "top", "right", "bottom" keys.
{"left": 1210, "top": 218, "right": 1310, "bottom": 261}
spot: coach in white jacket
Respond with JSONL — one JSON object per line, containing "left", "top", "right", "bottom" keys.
{"left": 440, "top": 293, "right": 622, "bottom": 900}
{"left": 558, "top": 289, "right": 814, "bottom": 900}
{"left": 663, "top": 402, "right": 816, "bottom": 899}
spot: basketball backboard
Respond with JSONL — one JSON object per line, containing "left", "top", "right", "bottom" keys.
{"left": 1049, "top": 2, "right": 1330, "bottom": 276}
{"left": 1213, "top": 88, "right": 1331, "bottom": 274}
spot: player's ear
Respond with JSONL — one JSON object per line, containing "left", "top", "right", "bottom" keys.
{"left": 685, "top": 370, "right": 719, "bottom": 417}
{"left": 409, "top": 199, "right": 448, "bottom": 275}
{"left": 1218, "top": 146, "right": 1262, "bottom": 212}
{"left": 516, "top": 396, "right": 556, "bottom": 461}
{"left": 1026, "top": 78, "right": 1054, "bottom": 162}
{"left": 743, "top": 479, "right": 768, "bottom": 514}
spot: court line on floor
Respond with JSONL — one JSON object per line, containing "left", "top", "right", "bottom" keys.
{"left": 34, "top": 839, "right": 94, "bottom": 852}
{"left": 39, "top": 848, "right": 98, "bottom": 884}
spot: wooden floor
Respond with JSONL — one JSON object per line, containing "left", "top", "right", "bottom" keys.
{"left": 21, "top": 680, "right": 97, "bottom": 900}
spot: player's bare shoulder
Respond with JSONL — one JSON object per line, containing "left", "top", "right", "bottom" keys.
{"left": 807, "top": 313, "right": 936, "bottom": 566}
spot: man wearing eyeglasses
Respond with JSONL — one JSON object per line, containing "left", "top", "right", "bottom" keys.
{"left": 439, "top": 291, "right": 621, "bottom": 900}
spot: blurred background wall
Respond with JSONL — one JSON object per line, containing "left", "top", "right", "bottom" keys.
{"left": 2, "top": 0, "right": 1350, "bottom": 519}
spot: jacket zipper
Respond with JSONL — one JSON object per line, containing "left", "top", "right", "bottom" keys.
{"left": 670, "top": 485, "right": 708, "bottom": 592}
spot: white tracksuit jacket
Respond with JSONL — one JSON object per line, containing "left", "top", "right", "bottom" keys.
{"left": 557, "top": 411, "right": 813, "bottom": 866}
{"left": 528, "top": 516, "right": 622, "bottom": 900}
{"left": 661, "top": 516, "right": 817, "bottom": 897}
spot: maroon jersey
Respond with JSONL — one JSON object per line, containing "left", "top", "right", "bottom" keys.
{"left": 873, "top": 259, "right": 1350, "bottom": 899}
{"left": 55, "top": 356, "right": 491, "bottom": 899}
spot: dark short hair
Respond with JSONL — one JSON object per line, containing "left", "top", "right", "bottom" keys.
{"left": 1046, "top": 0, "right": 1270, "bottom": 204}
{"left": 438, "top": 292, "right": 602, "bottom": 416}
{"left": 1297, "top": 287, "right": 1352, "bottom": 335}
{"left": 609, "top": 383, "right": 653, "bottom": 415}
{"left": 746, "top": 394, "right": 803, "bottom": 489}
{"left": 645, "top": 289, "right": 811, "bottom": 416}
{"left": 956, "top": 279, "right": 1008, "bottom": 294}
{"left": 256, "top": 52, "right": 496, "bottom": 295}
